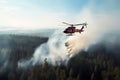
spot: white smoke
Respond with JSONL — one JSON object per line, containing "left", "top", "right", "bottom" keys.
{"left": 18, "top": 29, "right": 73, "bottom": 68}
{"left": 0, "top": 48, "right": 11, "bottom": 72}
{"left": 18, "top": 26, "right": 96, "bottom": 68}
{"left": 32, "top": 30, "right": 69, "bottom": 65}
{"left": 65, "top": 33, "right": 88, "bottom": 56}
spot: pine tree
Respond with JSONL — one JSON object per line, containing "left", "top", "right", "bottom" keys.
{"left": 56, "top": 67, "right": 60, "bottom": 80}
{"left": 113, "top": 67, "right": 120, "bottom": 80}
{"left": 67, "top": 68, "right": 73, "bottom": 80}
{"left": 42, "top": 58, "right": 48, "bottom": 71}
{"left": 76, "top": 74, "right": 80, "bottom": 80}
{"left": 8, "top": 72, "right": 16, "bottom": 80}
{"left": 59, "top": 69, "right": 66, "bottom": 80}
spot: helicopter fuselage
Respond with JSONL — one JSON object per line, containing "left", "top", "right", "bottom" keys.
{"left": 63, "top": 26, "right": 84, "bottom": 34}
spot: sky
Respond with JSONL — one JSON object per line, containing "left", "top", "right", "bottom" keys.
{"left": 0, "top": 0, "right": 120, "bottom": 29}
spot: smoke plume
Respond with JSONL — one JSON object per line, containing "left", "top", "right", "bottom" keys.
{"left": 18, "top": 29, "right": 71, "bottom": 67}
{"left": 18, "top": 25, "right": 102, "bottom": 68}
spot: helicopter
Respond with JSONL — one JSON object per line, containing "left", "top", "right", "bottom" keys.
{"left": 63, "top": 22, "right": 87, "bottom": 35}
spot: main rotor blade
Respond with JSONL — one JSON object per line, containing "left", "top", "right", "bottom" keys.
{"left": 62, "top": 22, "right": 71, "bottom": 25}
{"left": 74, "top": 22, "right": 88, "bottom": 26}
{"left": 73, "top": 24, "right": 84, "bottom": 26}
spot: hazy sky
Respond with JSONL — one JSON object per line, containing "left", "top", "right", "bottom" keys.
{"left": 0, "top": 0, "right": 119, "bottom": 29}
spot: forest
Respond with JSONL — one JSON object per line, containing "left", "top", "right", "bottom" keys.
{"left": 0, "top": 34, "right": 120, "bottom": 80}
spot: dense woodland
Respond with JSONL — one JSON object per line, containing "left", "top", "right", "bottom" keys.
{"left": 0, "top": 34, "right": 120, "bottom": 80}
